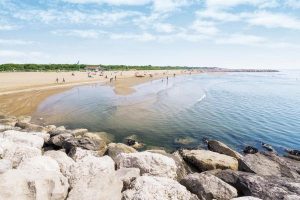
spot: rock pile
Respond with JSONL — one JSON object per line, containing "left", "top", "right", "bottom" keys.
{"left": 0, "top": 114, "right": 299, "bottom": 200}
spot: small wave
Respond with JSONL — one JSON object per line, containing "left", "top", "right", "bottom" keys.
{"left": 197, "top": 94, "right": 206, "bottom": 102}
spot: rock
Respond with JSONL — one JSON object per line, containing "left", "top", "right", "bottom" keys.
{"left": 44, "top": 125, "right": 57, "bottom": 132}
{"left": 286, "top": 149, "right": 300, "bottom": 156}
{"left": 18, "top": 156, "right": 60, "bottom": 172}
{"left": 0, "top": 159, "right": 12, "bottom": 174}
{"left": 174, "top": 136, "right": 197, "bottom": 145}
{"left": 44, "top": 150, "right": 75, "bottom": 178}
{"left": 67, "top": 171, "right": 122, "bottom": 200}
{"left": 69, "top": 155, "right": 115, "bottom": 185}
{"left": 0, "top": 139, "right": 41, "bottom": 167}
{"left": 116, "top": 167, "right": 140, "bottom": 191}
{"left": 231, "top": 197, "right": 262, "bottom": 200}
{"left": 107, "top": 143, "right": 137, "bottom": 161}
{"left": 48, "top": 128, "right": 72, "bottom": 137}
{"left": 62, "top": 137, "right": 107, "bottom": 155}
{"left": 261, "top": 143, "right": 275, "bottom": 152}
{"left": 180, "top": 149, "right": 239, "bottom": 171}
{"left": 84, "top": 131, "right": 113, "bottom": 144}
{"left": 0, "top": 130, "right": 44, "bottom": 149}
{"left": 180, "top": 173, "right": 238, "bottom": 200}
{"left": 286, "top": 154, "right": 300, "bottom": 161}
{"left": 71, "top": 128, "right": 88, "bottom": 136}
{"left": 68, "top": 154, "right": 120, "bottom": 200}
{"left": 243, "top": 146, "right": 258, "bottom": 154}
{"left": 0, "top": 169, "right": 69, "bottom": 200}
{"left": 15, "top": 121, "right": 45, "bottom": 132}
{"left": 239, "top": 153, "right": 300, "bottom": 179}
{"left": 122, "top": 176, "right": 199, "bottom": 200}
{"left": 17, "top": 115, "right": 32, "bottom": 123}
{"left": 214, "top": 170, "right": 300, "bottom": 200}
{"left": 68, "top": 147, "right": 99, "bottom": 161}
{"left": 0, "top": 124, "right": 21, "bottom": 132}
{"left": 208, "top": 140, "right": 243, "bottom": 159}
{"left": 125, "top": 135, "right": 144, "bottom": 149}
{"left": 29, "top": 131, "right": 50, "bottom": 143}
{"left": 116, "top": 151, "right": 178, "bottom": 179}
{"left": 147, "top": 149, "right": 194, "bottom": 180}
{"left": 49, "top": 133, "right": 73, "bottom": 147}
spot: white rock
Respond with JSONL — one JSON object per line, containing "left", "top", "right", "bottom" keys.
{"left": 107, "top": 143, "right": 137, "bottom": 161}
{"left": 0, "top": 130, "right": 44, "bottom": 149}
{"left": 44, "top": 150, "right": 75, "bottom": 178}
{"left": 231, "top": 197, "right": 262, "bottom": 200}
{"left": 67, "top": 171, "right": 122, "bottom": 200}
{"left": 0, "top": 159, "right": 12, "bottom": 174}
{"left": 0, "top": 168, "right": 69, "bottom": 200}
{"left": 28, "top": 131, "right": 50, "bottom": 143}
{"left": 116, "top": 152, "right": 178, "bottom": 179}
{"left": 1, "top": 140, "right": 41, "bottom": 168}
{"left": 18, "top": 156, "right": 60, "bottom": 172}
{"left": 69, "top": 147, "right": 99, "bottom": 161}
{"left": 122, "top": 176, "right": 199, "bottom": 200}
{"left": 69, "top": 155, "right": 115, "bottom": 185}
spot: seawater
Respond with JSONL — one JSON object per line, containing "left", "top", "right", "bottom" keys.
{"left": 33, "top": 70, "right": 300, "bottom": 153}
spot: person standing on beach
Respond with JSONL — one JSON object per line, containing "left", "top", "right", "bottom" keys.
{"left": 115, "top": 75, "right": 117, "bottom": 80}
{"left": 56, "top": 78, "right": 59, "bottom": 83}
{"left": 63, "top": 78, "right": 65, "bottom": 83}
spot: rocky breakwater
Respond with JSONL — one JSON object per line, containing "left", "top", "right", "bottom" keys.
{"left": 0, "top": 115, "right": 299, "bottom": 200}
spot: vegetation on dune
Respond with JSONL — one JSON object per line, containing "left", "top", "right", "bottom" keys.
{"left": 0, "top": 64, "right": 203, "bottom": 72}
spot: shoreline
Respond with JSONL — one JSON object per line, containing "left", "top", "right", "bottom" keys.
{"left": 0, "top": 115, "right": 299, "bottom": 199}
{"left": 0, "top": 70, "right": 195, "bottom": 116}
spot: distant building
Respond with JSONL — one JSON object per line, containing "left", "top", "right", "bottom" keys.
{"left": 84, "top": 65, "right": 103, "bottom": 71}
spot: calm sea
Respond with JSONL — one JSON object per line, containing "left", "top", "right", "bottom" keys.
{"left": 32, "top": 70, "right": 300, "bottom": 153}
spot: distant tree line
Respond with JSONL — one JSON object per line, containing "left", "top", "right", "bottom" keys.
{"left": 0, "top": 64, "right": 202, "bottom": 72}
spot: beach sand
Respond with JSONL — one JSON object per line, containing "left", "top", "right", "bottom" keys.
{"left": 0, "top": 70, "right": 196, "bottom": 116}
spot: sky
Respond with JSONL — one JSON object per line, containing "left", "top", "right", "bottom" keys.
{"left": 0, "top": 0, "right": 300, "bottom": 69}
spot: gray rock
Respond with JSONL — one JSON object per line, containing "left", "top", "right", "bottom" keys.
{"left": 122, "top": 176, "right": 199, "bottom": 200}
{"left": 0, "top": 159, "right": 12, "bottom": 174}
{"left": 17, "top": 115, "right": 32, "bottom": 123}
{"left": 71, "top": 128, "right": 88, "bottom": 136}
{"left": 62, "top": 137, "right": 107, "bottom": 155}
{"left": 181, "top": 173, "right": 238, "bottom": 200}
{"left": 215, "top": 170, "right": 300, "bottom": 200}
{"left": 116, "top": 151, "right": 178, "bottom": 179}
{"left": 68, "top": 147, "right": 99, "bottom": 161}
{"left": 0, "top": 124, "right": 21, "bottom": 132}
{"left": 239, "top": 153, "right": 300, "bottom": 179}
{"left": 49, "top": 133, "right": 73, "bottom": 147}
{"left": 107, "top": 143, "right": 137, "bottom": 161}
{"left": 0, "top": 116, "right": 18, "bottom": 126}
{"left": 208, "top": 140, "right": 243, "bottom": 159}
{"left": 180, "top": 149, "right": 239, "bottom": 171}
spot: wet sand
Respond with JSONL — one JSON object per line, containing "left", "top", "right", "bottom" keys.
{"left": 0, "top": 70, "right": 198, "bottom": 116}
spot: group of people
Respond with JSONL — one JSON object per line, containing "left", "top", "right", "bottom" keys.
{"left": 55, "top": 78, "right": 65, "bottom": 84}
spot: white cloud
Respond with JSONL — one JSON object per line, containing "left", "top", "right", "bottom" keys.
{"left": 52, "top": 29, "right": 106, "bottom": 38}
{"left": 216, "top": 34, "right": 266, "bottom": 45}
{"left": 245, "top": 11, "right": 300, "bottom": 30}
{"left": 286, "top": 0, "right": 300, "bottom": 9}
{"left": 0, "top": 39, "right": 34, "bottom": 45}
{"left": 191, "top": 20, "right": 219, "bottom": 35}
{"left": 153, "top": 23, "right": 174, "bottom": 33}
{"left": 0, "top": 50, "right": 44, "bottom": 57}
{"left": 205, "top": 0, "right": 279, "bottom": 10}
{"left": 0, "top": 24, "right": 18, "bottom": 30}
{"left": 62, "top": 0, "right": 150, "bottom": 5}
{"left": 110, "top": 32, "right": 156, "bottom": 41}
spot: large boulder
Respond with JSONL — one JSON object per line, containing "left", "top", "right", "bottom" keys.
{"left": 0, "top": 139, "right": 41, "bottom": 167}
{"left": 107, "top": 143, "right": 137, "bottom": 161}
{"left": 0, "top": 159, "right": 12, "bottom": 174}
{"left": 0, "top": 130, "right": 44, "bottom": 149}
{"left": 180, "top": 149, "right": 238, "bottom": 171}
{"left": 116, "top": 151, "right": 178, "bottom": 179}
{"left": 180, "top": 173, "right": 238, "bottom": 200}
{"left": 67, "top": 147, "right": 99, "bottom": 161}
{"left": 116, "top": 167, "right": 140, "bottom": 191}
{"left": 48, "top": 133, "right": 73, "bottom": 147}
{"left": 44, "top": 150, "right": 75, "bottom": 178}
{"left": 0, "top": 156, "right": 69, "bottom": 200}
{"left": 71, "top": 128, "right": 88, "bottom": 137}
{"left": 0, "top": 124, "right": 20, "bottom": 132}
{"left": 215, "top": 170, "right": 300, "bottom": 200}
{"left": 239, "top": 153, "right": 300, "bottom": 179}
{"left": 68, "top": 154, "right": 121, "bottom": 200}
{"left": 122, "top": 176, "right": 199, "bottom": 200}
{"left": 208, "top": 140, "right": 243, "bottom": 159}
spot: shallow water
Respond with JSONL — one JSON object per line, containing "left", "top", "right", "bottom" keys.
{"left": 33, "top": 71, "right": 300, "bottom": 153}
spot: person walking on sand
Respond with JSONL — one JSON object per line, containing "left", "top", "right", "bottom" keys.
{"left": 56, "top": 78, "right": 59, "bottom": 83}
{"left": 110, "top": 77, "right": 113, "bottom": 82}
{"left": 63, "top": 78, "right": 65, "bottom": 83}
{"left": 115, "top": 75, "right": 117, "bottom": 80}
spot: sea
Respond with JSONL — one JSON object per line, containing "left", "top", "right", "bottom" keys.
{"left": 32, "top": 70, "right": 300, "bottom": 154}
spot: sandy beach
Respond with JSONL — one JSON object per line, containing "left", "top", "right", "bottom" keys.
{"left": 0, "top": 70, "right": 195, "bottom": 115}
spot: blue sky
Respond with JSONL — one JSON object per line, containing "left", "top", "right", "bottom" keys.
{"left": 1, "top": 0, "right": 300, "bottom": 69}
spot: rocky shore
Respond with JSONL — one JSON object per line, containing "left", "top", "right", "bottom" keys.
{"left": 0, "top": 115, "right": 299, "bottom": 200}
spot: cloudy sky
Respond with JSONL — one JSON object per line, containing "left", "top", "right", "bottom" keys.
{"left": 0, "top": 0, "right": 300, "bottom": 69}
